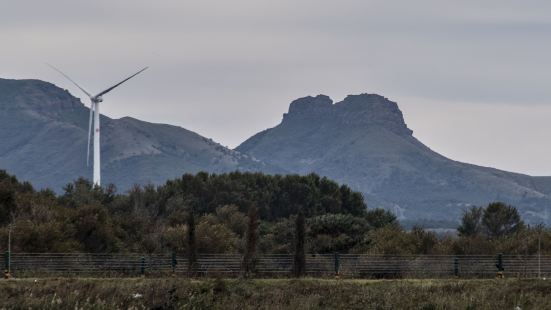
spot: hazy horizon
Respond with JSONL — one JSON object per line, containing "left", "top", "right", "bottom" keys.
{"left": 2, "top": 0, "right": 551, "bottom": 175}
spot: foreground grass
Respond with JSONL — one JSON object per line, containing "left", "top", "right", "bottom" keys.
{"left": 1, "top": 277, "right": 551, "bottom": 309}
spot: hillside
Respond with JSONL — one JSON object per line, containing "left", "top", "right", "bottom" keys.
{"left": 0, "top": 78, "right": 280, "bottom": 191}
{"left": 237, "top": 94, "right": 551, "bottom": 223}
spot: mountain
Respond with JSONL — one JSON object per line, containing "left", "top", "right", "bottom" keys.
{"left": 237, "top": 94, "right": 551, "bottom": 224}
{"left": 0, "top": 78, "right": 280, "bottom": 192}
{"left": 3, "top": 78, "right": 551, "bottom": 225}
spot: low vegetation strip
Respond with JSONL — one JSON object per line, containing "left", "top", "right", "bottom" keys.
{"left": 1, "top": 278, "right": 550, "bottom": 309}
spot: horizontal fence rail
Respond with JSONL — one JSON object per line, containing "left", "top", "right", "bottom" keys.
{"left": 3, "top": 253, "right": 551, "bottom": 278}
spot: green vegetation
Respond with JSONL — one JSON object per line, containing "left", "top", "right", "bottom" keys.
{"left": 1, "top": 169, "right": 551, "bottom": 257}
{"left": 458, "top": 203, "right": 524, "bottom": 239}
{"left": 1, "top": 278, "right": 551, "bottom": 309}
{"left": 0, "top": 170, "right": 371, "bottom": 255}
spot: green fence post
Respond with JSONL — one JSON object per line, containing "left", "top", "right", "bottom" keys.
{"left": 3, "top": 251, "right": 10, "bottom": 278}
{"left": 453, "top": 257, "right": 459, "bottom": 277}
{"left": 140, "top": 256, "right": 145, "bottom": 276}
{"left": 334, "top": 252, "right": 340, "bottom": 277}
{"left": 171, "top": 251, "right": 177, "bottom": 274}
{"left": 3, "top": 251, "right": 8, "bottom": 270}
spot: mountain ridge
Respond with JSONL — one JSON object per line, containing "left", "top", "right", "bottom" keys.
{"left": 0, "top": 78, "right": 282, "bottom": 192}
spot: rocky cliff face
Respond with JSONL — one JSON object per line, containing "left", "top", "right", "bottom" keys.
{"left": 0, "top": 78, "right": 280, "bottom": 192}
{"left": 237, "top": 94, "right": 551, "bottom": 224}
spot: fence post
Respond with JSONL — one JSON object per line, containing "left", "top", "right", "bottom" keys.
{"left": 453, "top": 257, "right": 459, "bottom": 277}
{"left": 171, "top": 251, "right": 177, "bottom": 274}
{"left": 334, "top": 252, "right": 340, "bottom": 277}
{"left": 495, "top": 253, "right": 504, "bottom": 278}
{"left": 3, "top": 251, "right": 10, "bottom": 278}
{"left": 140, "top": 256, "right": 145, "bottom": 276}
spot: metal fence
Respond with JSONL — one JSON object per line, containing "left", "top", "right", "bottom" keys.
{"left": 4, "top": 252, "right": 551, "bottom": 278}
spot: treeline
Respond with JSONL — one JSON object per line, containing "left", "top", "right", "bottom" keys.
{"left": 0, "top": 170, "right": 381, "bottom": 254}
{"left": 0, "top": 170, "right": 550, "bottom": 256}
{"left": 363, "top": 202, "right": 550, "bottom": 256}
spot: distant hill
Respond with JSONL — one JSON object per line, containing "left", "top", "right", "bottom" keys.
{"left": 0, "top": 78, "right": 281, "bottom": 192}
{"left": 237, "top": 94, "right": 551, "bottom": 224}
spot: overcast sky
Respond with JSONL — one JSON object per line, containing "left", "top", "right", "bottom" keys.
{"left": 2, "top": 0, "right": 551, "bottom": 175}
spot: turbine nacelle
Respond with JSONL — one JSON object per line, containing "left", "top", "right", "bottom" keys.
{"left": 93, "top": 96, "right": 104, "bottom": 103}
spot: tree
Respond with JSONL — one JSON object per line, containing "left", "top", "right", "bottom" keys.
{"left": 457, "top": 206, "right": 484, "bottom": 237}
{"left": 258, "top": 218, "right": 295, "bottom": 254}
{"left": 451, "top": 235, "right": 494, "bottom": 255}
{"left": 365, "top": 208, "right": 397, "bottom": 229}
{"left": 363, "top": 225, "right": 417, "bottom": 255}
{"left": 241, "top": 205, "right": 259, "bottom": 277}
{"left": 60, "top": 178, "right": 104, "bottom": 208}
{"left": 340, "top": 185, "right": 367, "bottom": 217}
{"left": 293, "top": 212, "right": 306, "bottom": 277}
{"left": 72, "top": 204, "right": 120, "bottom": 252}
{"left": 162, "top": 224, "right": 187, "bottom": 254}
{"left": 0, "top": 171, "right": 20, "bottom": 225}
{"left": 308, "top": 214, "right": 369, "bottom": 253}
{"left": 411, "top": 226, "right": 438, "bottom": 254}
{"left": 195, "top": 216, "right": 238, "bottom": 253}
{"left": 215, "top": 205, "right": 248, "bottom": 237}
{"left": 0, "top": 186, "right": 15, "bottom": 225}
{"left": 482, "top": 202, "right": 524, "bottom": 239}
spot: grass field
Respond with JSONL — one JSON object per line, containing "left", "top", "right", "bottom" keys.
{"left": 1, "top": 277, "right": 551, "bottom": 309}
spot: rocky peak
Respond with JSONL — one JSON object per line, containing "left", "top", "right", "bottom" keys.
{"left": 335, "top": 93, "right": 412, "bottom": 136}
{"left": 283, "top": 95, "right": 333, "bottom": 121}
{"left": 335, "top": 94, "right": 393, "bottom": 111}
{"left": 288, "top": 95, "right": 333, "bottom": 114}
{"left": 282, "top": 92, "right": 412, "bottom": 136}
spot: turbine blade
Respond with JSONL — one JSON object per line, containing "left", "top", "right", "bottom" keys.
{"left": 86, "top": 102, "right": 94, "bottom": 167}
{"left": 95, "top": 67, "right": 148, "bottom": 98}
{"left": 47, "top": 64, "right": 93, "bottom": 99}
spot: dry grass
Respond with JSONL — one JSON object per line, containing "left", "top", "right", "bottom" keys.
{"left": 1, "top": 277, "right": 550, "bottom": 309}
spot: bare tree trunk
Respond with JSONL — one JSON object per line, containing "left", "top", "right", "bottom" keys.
{"left": 187, "top": 211, "right": 197, "bottom": 276}
{"left": 294, "top": 211, "right": 306, "bottom": 277}
{"left": 241, "top": 205, "right": 259, "bottom": 277}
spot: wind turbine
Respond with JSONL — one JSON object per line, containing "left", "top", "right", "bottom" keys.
{"left": 49, "top": 65, "right": 148, "bottom": 186}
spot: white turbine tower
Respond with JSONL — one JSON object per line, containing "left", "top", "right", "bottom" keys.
{"left": 49, "top": 65, "right": 148, "bottom": 186}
